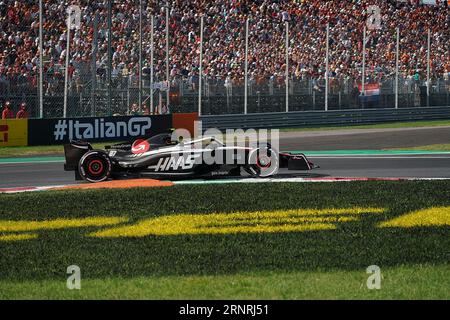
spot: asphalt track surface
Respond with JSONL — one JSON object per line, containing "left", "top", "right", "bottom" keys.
{"left": 279, "top": 126, "right": 450, "bottom": 150}
{"left": 0, "top": 126, "right": 449, "bottom": 188}
{"left": 0, "top": 154, "right": 449, "bottom": 188}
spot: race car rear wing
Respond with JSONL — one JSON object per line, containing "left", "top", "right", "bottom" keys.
{"left": 64, "top": 141, "right": 92, "bottom": 171}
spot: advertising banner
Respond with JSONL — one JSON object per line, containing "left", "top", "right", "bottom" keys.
{"left": 358, "top": 83, "right": 381, "bottom": 103}
{"left": 0, "top": 119, "right": 28, "bottom": 147}
{"left": 28, "top": 115, "right": 172, "bottom": 146}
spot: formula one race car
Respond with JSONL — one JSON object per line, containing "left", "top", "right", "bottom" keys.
{"left": 64, "top": 132, "right": 317, "bottom": 183}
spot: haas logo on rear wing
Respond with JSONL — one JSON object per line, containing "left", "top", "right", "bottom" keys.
{"left": 152, "top": 154, "right": 201, "bottom": 172}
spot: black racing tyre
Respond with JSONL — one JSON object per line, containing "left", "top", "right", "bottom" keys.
{"left": 244, "top": 146, "right": 279, "bottom": 178}
{"left": 78, "top": 150, "right": 112, "bottom": 183}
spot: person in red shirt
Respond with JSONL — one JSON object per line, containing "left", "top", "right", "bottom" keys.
{"left": 16, "top": 103, "right": 29, "bottom": 119}
{"left": 1, "top": 102, "right": 14, "bottom": 119}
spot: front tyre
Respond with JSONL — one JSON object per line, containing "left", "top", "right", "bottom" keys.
{"left": 78, "top": 150, "right": 112, "bottom": 183}
{"left": 245, "top": 147, "right": 279, "bottom": 178}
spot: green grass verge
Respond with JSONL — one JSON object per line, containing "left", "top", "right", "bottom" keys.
{"left": 387, "top": 144, "right": 450, "bottom": 152}
{"left": 2, "top": 265, "right": 448, "bottom": 300}
{"left": 0, "top": 181, "right": 449, "bottom": 299}
{"left": 281, "top": 119, "right": 450, "bottom": 132}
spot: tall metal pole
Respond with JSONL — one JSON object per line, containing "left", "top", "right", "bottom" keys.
{"left": 165, "top": 5, "right": 170, "bottom": 113}
{"left": 285, "top": 21, "right": 289, "bottom": 113}
{"left": 426, "top": 28, "right": 431, "bottom": 107}
{"left": 107, "top": 0, "right": 112, "bottom": 115}
{"left": 63, "top": 12, "right": 71, "bottom": 118}
{"left": 39, "top": 0, "right": 43, "bottom": 118}
{"left": 138, "top": 0, "right": 143, "bottom": 112}
{"left": 325, "top": 23, "right": 329, "bottom": 111}
{"left": 92, "top": 13, "right": 98, "bottom": 116}
{"left": 395, "top": 27, "right": 399, "bottom": 109}
{"left": 362, "top": 26, "right": 366, "bottom": 99}
{"left": 244, "top": 18, "right": 249, "bottom": 115}
{"left": 198, "top": 15, "right": 204, "bottom": 116}
{"left": 150, "top": 15, "right": 154, "bottom": 114}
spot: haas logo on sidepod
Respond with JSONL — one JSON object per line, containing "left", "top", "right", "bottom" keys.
{"left": 154, "top": 154, "right": 201, "bottom": 171}
{"left": 132, "top": 139, "right": 150, "bottom": 154}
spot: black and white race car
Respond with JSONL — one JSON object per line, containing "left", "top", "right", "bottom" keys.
{"left": 64, "top": 132, "right": 317, "bottom": 183}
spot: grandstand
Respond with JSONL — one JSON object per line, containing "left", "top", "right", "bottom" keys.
{"left": 0, "top": 0, "right": 448, "bottom": 117}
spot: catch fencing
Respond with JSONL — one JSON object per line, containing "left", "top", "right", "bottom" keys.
{"left": 2, "top": 75, "right": 449, "bottom": 118}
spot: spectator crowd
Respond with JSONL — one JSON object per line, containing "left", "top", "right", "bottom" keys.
{"left": 0, "top": 0, "right": 448, "bottom": 99}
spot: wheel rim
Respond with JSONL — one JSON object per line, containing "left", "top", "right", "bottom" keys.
{"left": 248, "top": 148, "right": 279, "bottom": 177}
{"left": 80, "top": 152, "right": 111, "bottom": 182}
{"left": 87, "top": 159, "right": 104, "bottom": 175}
{"left": 256, "top": 154, "right": 272, "bottom": 169}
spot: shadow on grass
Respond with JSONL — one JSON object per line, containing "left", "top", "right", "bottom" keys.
{"left": 0, "top": 181, "right": 449, "bottom": 280}
{"left": 1, "top": 217, "right": 449, "bottom": 280}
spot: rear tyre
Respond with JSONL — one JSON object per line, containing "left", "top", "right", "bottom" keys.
{"left": 78, "top": 150, "right": 112, "bottom": 183}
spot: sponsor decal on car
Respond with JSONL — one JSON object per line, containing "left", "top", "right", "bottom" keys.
{"left": 131, "top": 139, "right": 150, "bottom": 154}
{"left": 152, "top": 154, "right": 202, "bottom": 171}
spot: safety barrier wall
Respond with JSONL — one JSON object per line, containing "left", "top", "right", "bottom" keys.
{"left": 1, "top": 108, "right": 448, "bottom": 147}
{"left": 0, "top": 113, "right": 198, "bottom": 147}
{"left": 27, "top": 115, "right": 172, "bottom": 146}
{"left": 199, "top": 106, "right": 450, "bottom": 130}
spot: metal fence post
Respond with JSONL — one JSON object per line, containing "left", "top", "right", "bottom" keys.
{"left": 166, "top": 5, "right": 170, "bottom": 112}
{"left": 150, "top": 15, "right": 154, "bottom": 114}
{"left": 312, "top": 89, "right": 316, "bottom": 110}
{"left": 92, "top": 13, "right": 98, "bottom": 116}
{"left": 426, "top": 28, "right": 431, "bottom": 107}
{"left": 39, "top": 0, "right": 43, "bottom": 118}
{"left": 138, "top": 0, "right": 143, "bottom": 112}
{"left": 107, "top": 0, "right": 112, "bottom": 116}
{"left": 285, "top": 21, "right": 289, "bottom": 113}
{"left": 63, "top": 10, "right": 72, "bottom": 118}
{"left": 198, "top": 15, "right": 204, "bottom": 116}
{"left": 338, "top": 91, "right": 341, "bottom": 109}
{"left": 395, "top": 27, "right": 399, "bottom": 109}
{"left": 325, "top": 23, "right": 329, "bottom": 111}
{"left": 244, "top": 18, "right": 249, "bottom": 115}
{"left": 362, "top": 26, "right": 366, "bottom": 102}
